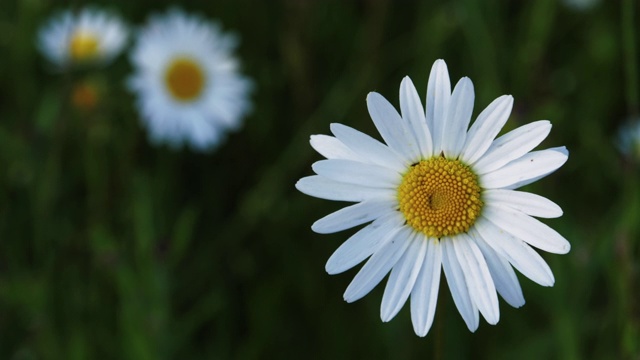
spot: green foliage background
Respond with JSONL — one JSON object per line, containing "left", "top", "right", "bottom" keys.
{"left": 0, "top": 0, "right": 639, "bottom": 359}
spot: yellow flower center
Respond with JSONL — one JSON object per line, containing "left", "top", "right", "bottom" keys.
{"left": 397, "top": 156, "right": 483, "bottom": 238}
{"left": 69, "top": 31, "right": 100, "bottom": 61}
{"left": 164, "top": 57, "right": 206, "bottom": 102}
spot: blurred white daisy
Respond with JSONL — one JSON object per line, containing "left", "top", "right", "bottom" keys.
{"left": 296, "top": 59, "right": 570, "bottom": 336}
{"left": 38, "top": 7, "right": 127, "bottom": 68}
{"left": 616, "top": 118, "right": 640, "bottom": 160}
{"left": 128, "top": 9, "right": 253, "bottom": 151}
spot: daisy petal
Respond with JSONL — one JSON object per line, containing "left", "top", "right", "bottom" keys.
{"left": 400, "top": 76, "right": 433, "bottom": 159}
{"left": 442, "top": 239, "right": 479, "bottom": 331}
{"left": 330, "top": 123, "right": 406, "bottom": 172}
{"left": 367, "top": 92, "right": 421, "bottom": 162}
{"left": 310, "top": 134, "right": 361, "bottom": 161}
{"left": 343, "top": 227, "right": 413, "bottom": 303}
{"left": 474, "top": 217, "right": 555, "bottom": 286}
{"left": 380, "top": 233, "right": 426, "bottom": 322}
{"left": 480, "top": 147, "right": 569, "bottom": 190}
{"left": 312, "top": 200, "right": 396, "bottom": 234}
{"left": 473, "top": 120, "right": 552, "bottom": 174}
{"left": 410, "top": 236, "right": 442, "bottom": 337}
{"left": 442, "top": 77, "right": 474, "bottom": 158}
{"left": 452, "top": 234, "right": 500, "bottom": 325}
{"left": 460, "top": 95, "right": 514, "bottom": 164}
{"left": 326, "top": 212, "right": 404, "bottom": 274}
{"left": 312, "top": 159, "right": 401, "bottom": 188}
{"left": 295, "top": 175, "right": 394, "bottom": 202}
{"left": 426, "top": 59, "right": 452, "bottom": 155}
{"left": 483, "top": 204, "right": 570, "bottom": 254}
{"left": 503, "top": 147, "right": 569, "bottom": 190}
{"left": 472, "top": 230, "right": 525, "bottom": 308}
{"left": 483, "top": 189, "right": 563, "bottom": 218}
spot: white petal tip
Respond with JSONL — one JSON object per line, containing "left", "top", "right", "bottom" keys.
{"left": 552, "top": 241, "right": 571, "bottom": 254}
{"left": 328, "top": 123, "right": 342, "bottom": 132}
{"left": 552, "top": 146, "right": 569, "bottom": 157}
{"left": 433, "top": 60, "right": 449, "bottom": 73}
{"left": 540, "top": 275, "right": 556, "bottom": 287}
{"left": 325, "top": 266, "right": 338, "bottom": 275}
{"left": 310, "top": 221, "right": 327, "bottom": 234}
{"left": 343, "top": 295, "right": 356, "bottom": 303}
{"left": 366, "top": 92, "right": 383, "bottom": 102}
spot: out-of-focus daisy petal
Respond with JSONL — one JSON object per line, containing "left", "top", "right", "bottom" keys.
{"left": 38, "top": 7, "right": 128, "bottom": 68}
{"left": 128, "top": 10, "right": 252, "bottom": 151}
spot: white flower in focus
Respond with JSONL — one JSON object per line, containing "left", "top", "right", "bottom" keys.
{"left": 128, "top": 9, "right": 253, "bottom": 151}
{"left": 296, "top": 59, "right": 570, "bottom": 336}
{"left": 38, "top": 7, "right": 128, "bottom": 68}
{"left": 616, "top": 119, "right": 640, "bottom": 160}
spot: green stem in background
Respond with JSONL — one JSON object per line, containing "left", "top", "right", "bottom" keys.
{"left": 460, "top": 0, "right": 501, "bottom": 98}
{"left": 622, "top": 0, "right": 639, "bottom": 116}
{"left": 434, "top": 290, "right": 444, "bottom": 360}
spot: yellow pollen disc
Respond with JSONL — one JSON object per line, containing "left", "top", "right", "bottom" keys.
{"left": 164, "top": 57, "right": 206, "bottom": 102}
{"left": 397, "top": 156, "right": 483, "bottom": 238}
{"left": 69, "top": 31, "right": 100, "bottom": 61}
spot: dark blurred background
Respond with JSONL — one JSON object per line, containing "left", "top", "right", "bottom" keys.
{"left": 0, "top": 0, "right": 639, "bottom": 359}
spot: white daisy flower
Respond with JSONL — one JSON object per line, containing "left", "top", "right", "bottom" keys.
{"left": 296, "top": 59, "right": 570, "bottom": 336}
{"left": 37, "top": 7, "right": 128, "bottom": 68}
{"left": 128, "top": 9, "right": 253, "bottom": 151}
